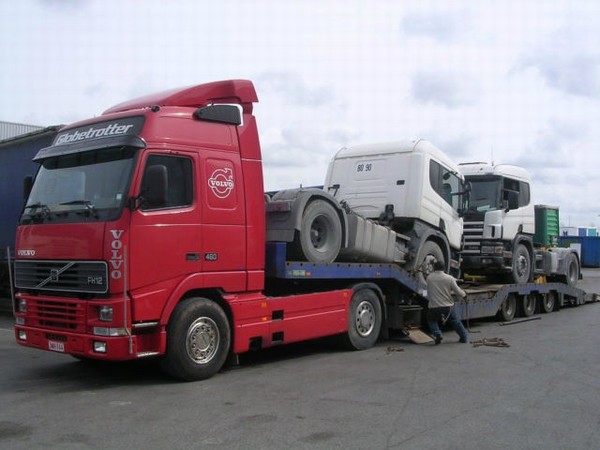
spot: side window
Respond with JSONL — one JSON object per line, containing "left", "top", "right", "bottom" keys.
{"left": 430, "top": 160, "right": 461, "bottom": 210}
{"left": 519, "top": 181, "right": 530, "bottom": 206}
{"left": 503, "top": 178, "right": 529, "bottom": 207}
{"left": 429, "top": 160, "right": 441, "bottom": 194}
{"left": 140, "top": 154, "right": 193, "bottom": 210}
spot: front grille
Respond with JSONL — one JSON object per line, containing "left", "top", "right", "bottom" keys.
{"left": 462, "top": 221, "right": 484, "bottom": 255}
{"left": 31, "top": 299, "right": 85, "bottom": 331}
{"left": 15, "top": 260, "right": 108, "bottom": 294}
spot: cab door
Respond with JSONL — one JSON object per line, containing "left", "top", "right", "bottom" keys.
{"left": 129, "top": 151, "right": 202, "bottom": 303}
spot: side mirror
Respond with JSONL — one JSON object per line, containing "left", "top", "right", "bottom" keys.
{"left": 143, "top": 165, "right": 168, "bottom": 208}
{"left": 505, "top": 190, "right": 519, "bottom": 212}
{"left": 23, "top": 176, "right": 34, "bottom": 202}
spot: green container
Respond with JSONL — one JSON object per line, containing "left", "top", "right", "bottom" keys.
{"left": 534, "top": 205, "right": 559, "bottom": 247}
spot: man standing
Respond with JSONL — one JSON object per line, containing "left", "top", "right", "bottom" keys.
{"left": 426, "top": 260, "right": 469, "bottom": 345}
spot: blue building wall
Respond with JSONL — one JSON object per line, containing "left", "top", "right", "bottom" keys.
{"left": 0, "top": 127, "right": 60, "bottom": 291}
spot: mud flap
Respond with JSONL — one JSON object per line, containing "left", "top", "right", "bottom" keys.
{"left": 403, "top": 328, "right": 434, "bottom": 344}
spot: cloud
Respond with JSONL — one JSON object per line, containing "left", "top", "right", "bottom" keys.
{"left": 401, "top": 9, "right": 469, "bottom": 42}
{"left": 520, "top": 24, "right": 600, "bottom": 98}
{"left": 255, "top": 72, "right": 336, "bottom": 108}
{"left": 410, "top": 71, "right": 480, "bottom": 108}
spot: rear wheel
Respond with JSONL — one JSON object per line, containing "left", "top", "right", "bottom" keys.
{"left": 497, "top": 294, "right": 517, "bottom": 322}
{"left": 560, "top": 253, "right": 580, "bottom": 287}
{"left": 291, "top": 199, "right": 342, "bottom": 264}
{"left": 519, "top": 294, "right": 536, "bottom": 317}
{"left": 160, "top": 297, "right": 230, "bottom": 381}
{"left": 343, "top": 288, "right": 382, "bottom": 350}
{"left": 540, "top": 291, "right": 557, "bottom": 313}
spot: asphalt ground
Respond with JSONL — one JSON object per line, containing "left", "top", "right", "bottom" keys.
{"left": 0, "top": 270, "right": 599, "bottom": 449}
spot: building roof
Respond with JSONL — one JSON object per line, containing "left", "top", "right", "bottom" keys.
{"left": 0, "top": 120, "right": 44, "bottom": 141}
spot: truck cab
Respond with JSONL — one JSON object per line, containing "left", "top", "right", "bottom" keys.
{"left": 459, "top": 162, "right": 535, "bottom": 283}
{"left": 14, "top": 81, "right": 267, "bottom": 368}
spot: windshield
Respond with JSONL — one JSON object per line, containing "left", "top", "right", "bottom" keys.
{"left": 21, "top": 146, "right": 138, "bottom": 224}
{"left": 466, "top": 176, "right": 502, "bottom": 212}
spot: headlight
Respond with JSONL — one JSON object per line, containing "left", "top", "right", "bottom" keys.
{"left": 98, "top": 306, "right": 113, "bottom": 322}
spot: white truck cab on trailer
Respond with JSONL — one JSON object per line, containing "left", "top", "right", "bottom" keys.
{"left": 459, "top": 162, "right": 580, "bottom": 286}
{"left": 324, "top": 139, "right": 467, "bottom": 275}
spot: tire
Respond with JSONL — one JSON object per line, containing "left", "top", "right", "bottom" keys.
{"left": 519, "top": 294, "right": 536, "bottom": 317}
{"left": 160, "top": 297, "right": 230, "bottom": 381}
{"left": 416, "top": 241, "right": 445, "bottom": 279}
{"left": 511, "top": 243, "right": 531, "bottom": 284}
{"left": 540, "top": 291, "right": 557, "bottom": 313}
{"left": 497, "top": 294, "right": 517, "bottom": 322}
{"left": 343, "top": 288, "right": 382, "bottom": 350}
{"left": 291, "top": 199, "right": 342, "bottom": 264}
{"left": 560, "top": 253, "right": 580, "bottom": 288}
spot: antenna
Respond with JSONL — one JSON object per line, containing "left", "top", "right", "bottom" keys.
{"left": 491, "top": 145, "right": 494, "bottom": 165}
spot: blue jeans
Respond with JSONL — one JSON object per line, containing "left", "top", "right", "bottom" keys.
{"left": 427, "top": 306, "right": 468, "bottom": 342}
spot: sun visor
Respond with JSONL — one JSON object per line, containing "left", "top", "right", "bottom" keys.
{"left": 34, "top": 116, "right": 146, "bottom": 161}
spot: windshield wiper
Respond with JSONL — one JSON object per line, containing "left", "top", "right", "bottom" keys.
{"left": 24, "top": 202, "right": 50, "bottom": 211}
{"left": 60, "top": 200, "right": 99, "bottom": 218}
{"left": 23, "top": 202, "right": 53, "bottom": 223}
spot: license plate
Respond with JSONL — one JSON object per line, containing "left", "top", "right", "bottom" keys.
{"left": 48, "top": 340, "right": 65, "bottom": 353}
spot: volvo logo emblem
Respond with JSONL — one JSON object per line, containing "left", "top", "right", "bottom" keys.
{"left": 50, "top": 269, "right": 59, "bottom": 282}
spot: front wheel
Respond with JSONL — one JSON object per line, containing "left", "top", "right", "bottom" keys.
{"left": 416, "top": 241, "right": 445, "bottom": 279}
{"left": 160, "top": 297, "right": 231, "bottom": 381}
{"left": 511, "top": 243, "right": 531, "bottom": 284}
{"left": 343, "top": 287, "right": 382, "bottom": 350}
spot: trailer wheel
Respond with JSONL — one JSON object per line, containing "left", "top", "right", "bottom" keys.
{"left": 560, "top": 253, "right": 580, "bottom": 288}
{"left": 497, "top": 294, "right": 517, "bottom": 322}
{"left": 416, "top": 241, "right": 445, "bottom": 279}
{"left": 511, "top": 243, "right": 531, "bottom": 284}
{"left": 540, "top": 291, "right": 557, "bottom": 313}
{"left": 343, "top": 288, "right": 382, "bottom": 350}
{"left": 519, "top": 294, "right": 536, "bottom": 317}
{"left": 291, "top": 199, "right": 342, "bottom": 264}
{"left": 160, "top": 297, "right": 230, "bottom": 381}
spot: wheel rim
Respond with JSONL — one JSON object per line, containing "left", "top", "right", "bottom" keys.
{"left": 523, "top": 295, "right": 535, "bottom": 315}
{"left": 503, "top": 295, "right": 516, "bottom": 318}
{"left": 355, "top": 300, "right": 375, "bottom": 337}
{"left": 544, "top": 292, "right": 556, "bottom": 312}
{"left": 310, "top": 215, "right": 331, "bottom": 251}
{"left": 515, "top": 253, "right": 529, "bottom": 279}
{"left": 568, "top": 260, "right": 578, "bottom": 285}
{"left": 421, "top": 255, "right": 437, "bottom": 278}
{"left": 186, "top": 317, "right": 220, "bottom": 364}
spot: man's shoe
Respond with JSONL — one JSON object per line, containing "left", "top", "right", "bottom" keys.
{"left": 459, "top": 337, "right": 468, "bottom": 343}
{"left": 434, "top": 335, "right": 443, "bottom": 345}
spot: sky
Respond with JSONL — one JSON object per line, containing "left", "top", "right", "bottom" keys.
{"left": 1, "top": 0, "right": 599, "bottom": 228}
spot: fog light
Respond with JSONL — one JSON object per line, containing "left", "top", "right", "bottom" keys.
{"left": 15, "top": 317, "right": 25, "bottom": 325}
{"left": 18, "top": 330, "right": 27, "bottom": 341}
{"left": 98, "top": 306, "right": 113, "bottom": 322}
{"left": 93, "top": 341, "right": 107, "bottom": 353}
{"left": 18, "top": 299, "right": 27, "bottom": 313}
